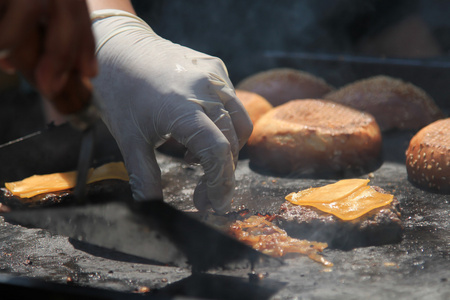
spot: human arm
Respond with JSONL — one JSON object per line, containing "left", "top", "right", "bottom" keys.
{"left": 0, "top": 0, "right": 97, "bottom": 98}
{"left": 86, "top": 0, "right": 135, "bottom": 14}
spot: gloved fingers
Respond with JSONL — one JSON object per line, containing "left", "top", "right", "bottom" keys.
{"left": 191, "top": 150, "right": 235, "bottom": 214}
{"left": 208, "top": 74, "right": 253, "bottom": 151}
{"left": 184, "top": 98, "right": 253, "bottom": 164}
{"left": 188, "top": 97, "right": 239, "bottom": 166}
{"left": 193, "top": 175, "right": 233, "bottom": 214}
{"left": 192, "top": 176, "right": 209, "bottom": 212}
{"left": 118, "top": 136, "right": 163, "bottom": 201}
{"left": 224, "top": 97, "right": 253, "bottom": 150}
{"left": 188, "top": 72, "right": 246, "bottom": 165}
{"left": 186, "top": 53, "right": 231, "bottom": 81}
{"left": 170, "top": 110, "right": 235, "bottom": 214}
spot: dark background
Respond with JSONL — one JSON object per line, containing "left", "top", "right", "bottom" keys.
{"left": 2, "top": 0, "right": 450, "bottom": 144}
{"left": 132, "top": 0, "right": 450, "bottom": 83}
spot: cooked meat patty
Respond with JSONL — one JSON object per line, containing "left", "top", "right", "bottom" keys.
{"left": 0, "top": 180, "right": 131, "bottom": 209}
{"left": 275, "top": 186, "right": 402, "bottom": 250}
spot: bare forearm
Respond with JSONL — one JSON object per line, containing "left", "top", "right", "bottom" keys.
{"left": 86, "top": 0, "right": 136, "bottom": 14}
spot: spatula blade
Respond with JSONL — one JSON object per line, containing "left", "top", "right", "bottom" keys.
{"left": 2, "top": 201, "right": 283, "bottom": 272}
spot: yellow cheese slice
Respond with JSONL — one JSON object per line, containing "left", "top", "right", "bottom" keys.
{"left": 285, "top": 179, "right": 394, "bottom": 221}
{"left": 285, "top": 178, "right": 370, "bottom": 204}
{"left": 300, "top": 186, "right": 393, "bottom": 220}
{"left": 5, "top": 170, "right": 87, "bottom": 198}
{"left": 5, "top": 162, "right": 129, "bottom": 198}
{"left": 87, "top": 162, "right": 129, "bottom": 184}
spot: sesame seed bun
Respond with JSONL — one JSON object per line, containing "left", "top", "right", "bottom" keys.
{"left": 406, "top": 118, "right": 450, "bottom": 193}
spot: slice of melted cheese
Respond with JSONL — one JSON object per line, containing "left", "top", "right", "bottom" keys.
{"left": 5, "top": 162, "right": 129, "bottom": 198}
{"left": 285, "top": 179, "right": 393, "bottom": 221}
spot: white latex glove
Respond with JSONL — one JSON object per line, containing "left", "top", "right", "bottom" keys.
{"left": 90, "top": 10, "right": 252, "bottom": 214}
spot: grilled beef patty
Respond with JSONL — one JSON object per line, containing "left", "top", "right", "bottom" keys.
{"left": 275, "top": 186, "right": 403, "bottom": 250}
{"left": 0, "top": 180, "right": 131, "bottom": 209}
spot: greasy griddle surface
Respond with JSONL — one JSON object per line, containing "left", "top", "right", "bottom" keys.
{"left": 0, "top": 130, "right": 449, "bottom": 299}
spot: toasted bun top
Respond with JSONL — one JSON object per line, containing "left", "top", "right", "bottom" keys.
{"left": 266, "top": 99, "right": 377, "bottom": 133}
{"left": 237, "top": 68, "right": 334, "bottom": 106}
{"left": 324, "top": 75, "right": 445, "bottom": 131}
{"left": 405, "top": 118, "right": 450, "bottom": 192}
{"left": 410, "top": 118, "right": 450, "bottom": 149}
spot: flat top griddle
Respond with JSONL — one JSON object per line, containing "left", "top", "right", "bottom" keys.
{"left": 0, "top": 53, "right": 449, "bottom": 299}
{"left": 0, "top": 128, "right": 449, "bottom": 299}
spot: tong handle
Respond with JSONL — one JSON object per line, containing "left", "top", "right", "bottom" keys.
{"left": 10, "top": 26, "right": 93, "bottom": 115}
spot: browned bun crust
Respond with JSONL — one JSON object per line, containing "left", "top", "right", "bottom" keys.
{"left": 323, "top": 75, "right": 445, "bottom": 132}
{"left": 247, "top": 99, "right": 382, "bottom": 177}
{"left": 405, "top": 118, "right": 450, "bottom": 193}
{"left": 236, "top": 89, "right": 273, "bottom": 125}
{"left": 236, "top": 68, "right": 334, "bottom": 107}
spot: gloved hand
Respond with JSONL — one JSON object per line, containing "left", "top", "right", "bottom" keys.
{"left": 90, "top": 10, "right": 252, "bottom": 214}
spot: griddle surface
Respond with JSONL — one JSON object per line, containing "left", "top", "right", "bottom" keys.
{"left": 0, "top": 131, "right": 449, "bottom": 299}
